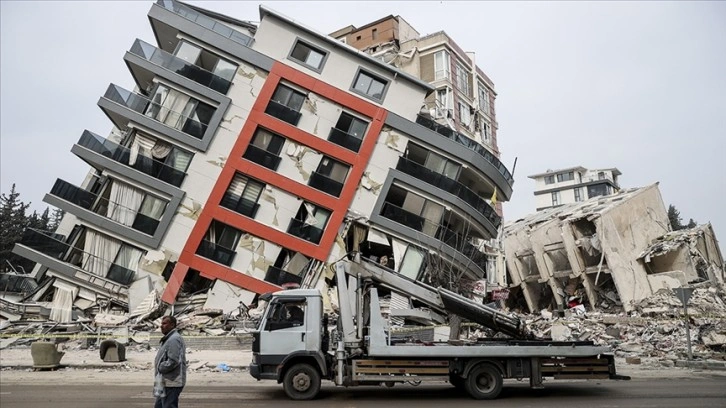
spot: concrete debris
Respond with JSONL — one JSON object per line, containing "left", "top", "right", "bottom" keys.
{"left": 503, "top": 184, "right": 724, "bottom": 314}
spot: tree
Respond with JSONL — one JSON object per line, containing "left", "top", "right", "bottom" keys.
{"left": 667, "top": 204, "right": 698, "bottom": 231}
{"left": 49, "top": 208, "right": 65, "bottom": 232}
{"left": 0, "top": 184, "right": 30, "bottom": 271}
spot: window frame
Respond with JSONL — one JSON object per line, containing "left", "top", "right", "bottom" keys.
{"left": 287, "top": 38, "right": 329, "bottom": 73}
{"left": 350, "top": 68, "right": 390, "bottom": 103}
{"left": 434, "top": 50, "right": 450, "bottom": 81}
{"left": 551, "top": 191, "right": 560, "bottom": 206}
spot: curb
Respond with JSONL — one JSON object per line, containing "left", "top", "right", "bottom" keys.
{"left": 674, "top": 360, "right": 726, "bottom": 371}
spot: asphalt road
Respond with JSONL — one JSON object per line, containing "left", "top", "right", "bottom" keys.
{"left": 1, "top": 378, "right": 725, "bottom": 408}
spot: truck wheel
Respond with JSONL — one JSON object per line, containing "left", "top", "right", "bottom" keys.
{"left": 464, "top": 364, "right": 503, "bottom": 400}
{"left": 283, "top": 363, "right": 321, "bottom": 400}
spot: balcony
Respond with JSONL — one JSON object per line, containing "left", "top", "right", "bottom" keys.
{"left": 102, "top": 84, "right": 208, "bottom": 139}
{"left": 287, "top": 219, "right": 324, "bottom": 244}
{"left": 49, "top": 179, "right": 162, "bottom": 237}
{"left": 76, "top": 131, "right": 186, "bottom": 187}
{"left": 308, "top": 172, "right": 343, "bottom": 197}
{"left": 380, "top": 202, "right": 425, "bottom": 231}
{"left": 196, "top": 240, "right": 236, "bottom": 266}
{"left": 264, "top": 265, "right": 303, "bottom": 286}
{"left": 242, "top": 144, "right": 282, "bottom": 171}
{"left": 396, "top": 157, "right": 501, "bottom": 228}
{"left": 129, "top": 39, "right": 231, "bottom": 94}
{"left": 327, "top": 127, "right": 362, "bottom": 152}
{"left": 435, "top": 227, "right": 487, "bottom": 271}
{"left": 415, "top": 114, "right": 514, "bottom": 186}
{"left": 155, "top": 0, "right": 252, "bottom": 46}
{"left": 16, "top": 229, "right": 136, "bottom": 287}
{"left": 265, "top": 100, "right": 302, "bottom": 126}
{"left": 220, "top": 194, "right": 260, "bottom": 218}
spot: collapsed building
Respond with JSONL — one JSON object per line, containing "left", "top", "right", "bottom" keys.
{"left": 2, "top": 0, "right": 511, "bottom": 331}
{"left": 503, "top": 183, "right": 724, "bottom": 314}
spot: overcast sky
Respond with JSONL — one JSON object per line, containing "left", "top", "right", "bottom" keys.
{"left": 1, "top": 1, "right": 724, "bottom": 251}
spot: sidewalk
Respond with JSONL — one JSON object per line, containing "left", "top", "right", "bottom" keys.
{"left": 0, "top": 343, "right": 253, "bottom": 371}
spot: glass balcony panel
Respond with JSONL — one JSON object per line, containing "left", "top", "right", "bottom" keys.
{"left": 77, "top": 131, "right": 186, "bottom": 187}
{"left": 196, "top": 239, "right": 236, "bottom": 266}
{"left": 264, "top": 265, "right": 303, "bottom": 286}
{"left": 327, "top": 128, "right": 362, "bottom": 152}
{"left": 242, "top": 144, "right": 282, "bottom": 170}
{"left": 106, "top": 264, "right": 136, "bottom": 285}
{"left": 156, "top": 0, "right": 252, "bottom": 46}
{"left": 308, "top": 172, "right": 343, "bottom": 197}
{"left": 415, "top": 114, "right": 514, "bottom": 186}
{"left": 129, "top": 39, "right": 231, "bottom": 94}
{"left": 265, "top": 100, "right": 302, "bottom": 126}
{"left": 131, "top": 213, "right": 161, "bottom": 236}
{"left": 50, "top": 179, "right": 95, "bottom": 210}
{"left": 381, "top": 202, "right": 425, "bottom": 232}
{"left": 287, "top": 218, "right": 324, "bottom": 244}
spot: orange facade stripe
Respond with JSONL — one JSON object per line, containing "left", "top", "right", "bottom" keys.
{"left": 162, "top": 60, "right": 387, "bottom": 303}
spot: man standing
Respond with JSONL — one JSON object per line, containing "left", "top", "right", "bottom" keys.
{"left": 154, "top": 315, "right": 187, "bottom": 408}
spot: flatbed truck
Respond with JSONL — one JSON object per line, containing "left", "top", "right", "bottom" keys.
{"left": 250, "top": 258, "right": 628, "bottom": 400}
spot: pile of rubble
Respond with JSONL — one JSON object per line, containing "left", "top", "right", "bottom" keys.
{"left": 520, "top": 285, "right": 726, "bottom": 365}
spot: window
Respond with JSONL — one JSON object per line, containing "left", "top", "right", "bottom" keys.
{"left": 310, "top": 157, "right": 349, "bottom": 197}
{"left": 598, "top": 171, "right": 606, "bottom": 180}
{"left": 398, "top": 245, "right": 425, "bottom": 280}
{"left": 544, "top": 175, "right": 555, "bottom": 185}
{"left": 383, "top": 185, "right": 443, "bottom": 236}
{"left": 406, "top": 142, "right": 460, "bottom": 179}
{"left": 351, "top": 70, "right": 388, "bottom": 101}
{"left": 371, "top": 28, "right": 378, "bottom": 40}
{"left": 145, "top": 84, "right": 215, "bottom": 139}
{"left": 221, "top": 173, "right": 264, "bottom": 218}
{"left": 574, "top": 188, "right": 582, "bottom": 202}
{"left": 557, "top": 171, "right": 574, "bottom": 182}
{"left": 173, "top": 40, "right": 237, "bottom": 92}
{"left": 289, "top": 40, "right": 327, "bottom": 71}
{"left": 264, "top": 300, "right": 307, "bottom": 331}
{"left": 478, "top": 117, "right": 491, "bottom": 141}
{"left": 458, "top": 99, "right": 472, "bottom": 126}
{"left": 132, "top": 194, "right": 168, "bottom": 235}
{"left": 125, "top": 131, "right": 193, "bottom": 187}
{"left": 329, "top": 112, "right": 368, "bottom": 152}
{"left": 478, "top": 83, "right": 490, "bottom": 115}
{"left": 455, "top": 63, "right": 470, "bottom": 95}
{"left": 551, "top": 191, "right": 560, "bottom": 206}
{"left": 108, "top": 243, "right": 144, "bottom": 285}
{"left": 197, "top": 220, "right": 241, "bottom": 266}
{"left": 266, "top": 84, "right": 306, "bottom": 126}
{"left": 288, "top": 203, "right": 331, "bottom": 244}
{"left": 244, "top": 128, "right": 285, "bottom": 170}
{"left": 434, "top": 50, "right": 450, "bottom": 80}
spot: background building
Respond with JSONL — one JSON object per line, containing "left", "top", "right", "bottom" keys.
{"left": 11, "top": 0, "right": 514, "bottom": 320}
{"left": 528, "top": 166, "right": 621, "bottom": 211}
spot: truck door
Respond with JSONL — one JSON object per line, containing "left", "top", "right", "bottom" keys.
{"left": 259, "top": 298, "right": 311, "bottom": 357}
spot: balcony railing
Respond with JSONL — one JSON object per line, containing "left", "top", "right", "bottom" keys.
{"left": 18, "top": 229, "right": 137, "bottom": 286}
{"left": 415, "top": 114, "right": 514, "bottom": 186}
{"left": 77, "top": 131, "right": 186, "bottom": 187}
{"left": 327, "top": 127, "right": 362, "bottom": 152}
{"left": 287, "top": 218, "right": 324, "bottom": 244}
{"left": 156, "top": 0, "right": 252, "bottom": 46}
{"left": 129, "top": 39, "right": 232, "bottom": 94}
{"left": 242, "top": 144, "right": 282, "bottom": 170}
{"left": 381, "top": 202, "right": 425, "bottom": 231}
{"left": 264, "top": 265, "right": 303, "bottom": 286}
{"left": 196, "top": 239, "right": 236, "bottom": 266}
{"left": 308, "top": 172, "right": 343, "bottom": 197}
{"left": 380, "top": 203, "right": 487, "bottom": 271}
{"left": 50, "top": 179, "right": 96, "bottom": 210}
{"left": 220, "top": 194, "right": 260, "bottom": 218}
{"left": 104, "top": 84, "right": 209, "bottom": 139}
{"left": 396, "top": 157, "right": 501, "bottom": 228}
{"left": 265, "top": 100, "right": 302, "bottom": 126}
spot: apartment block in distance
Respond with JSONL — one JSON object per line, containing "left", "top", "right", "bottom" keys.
{"left": 12, "top": 0, "right": 514, "bottom": 320}
{"left": 528, "top": 166, "right": 621, "bottom": 211}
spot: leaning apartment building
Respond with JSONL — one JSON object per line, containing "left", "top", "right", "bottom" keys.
{"left": 11, "top": 0, "right": 513, "bottom": 318}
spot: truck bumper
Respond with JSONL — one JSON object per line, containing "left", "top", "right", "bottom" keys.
{"left": 249, "top": 363, "right": 261, "bottom": 380}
